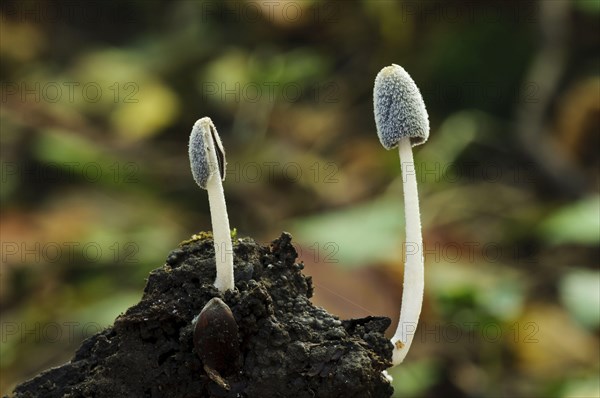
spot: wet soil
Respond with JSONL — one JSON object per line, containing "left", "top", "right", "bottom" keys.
{"left": 8, "top": 233, "right": 393, "bottom": 398}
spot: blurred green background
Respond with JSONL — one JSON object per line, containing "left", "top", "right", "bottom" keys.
{"left": 1, "top": 1, "right": 598, "bottom": 397}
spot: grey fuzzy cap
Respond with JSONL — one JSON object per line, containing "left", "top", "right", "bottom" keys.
{"left": 373, "top": 64, "right": 429, "bottom": 149}
{"left": 189, "top": 117, "right": 226, "bottom": 189}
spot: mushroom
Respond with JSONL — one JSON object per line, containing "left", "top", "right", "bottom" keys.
{"left": 373, "top": 64, "right": 429, "bottom": 366}
{"left": 189, "top": 117, "right": 234, "bottom": 292}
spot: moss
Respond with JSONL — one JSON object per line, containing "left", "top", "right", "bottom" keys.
{"left": 178, "top": 231, "right": 213, "bottom": 247}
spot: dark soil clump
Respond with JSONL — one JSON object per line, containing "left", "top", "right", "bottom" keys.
{"left": 8, "top": 233, "right": 393, "bottom": 398}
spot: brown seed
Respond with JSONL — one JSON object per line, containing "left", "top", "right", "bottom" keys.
{"left": 193, "top": 297, "right": 240, "bottom": 376}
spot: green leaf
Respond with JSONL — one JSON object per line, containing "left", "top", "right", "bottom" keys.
{"left": 559, "top": 270, "right": 600, "bottom": 329}
{"left": 289, "top": 198, "right": 403, "bottom": 267}
{"left": 575, "top": 0, "right": 600, "bottom": 14}
{"left": 387, "top": 359, "right": 440, "bottom": 397}
{"left": 537, "top": 195, "right": 600, "bottom": 245}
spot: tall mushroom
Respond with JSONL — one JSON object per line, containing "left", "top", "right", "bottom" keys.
{"left": 373, "top": 64, "right": 429, "bottom": 366}
{"left": 189, "top": 117, "right": 234, "bottom": 292}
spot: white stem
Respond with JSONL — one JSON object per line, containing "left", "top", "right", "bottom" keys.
{"left": 391, "top": 137, "right": 424, "bottom": 366}
{"left": 206, "top": 170, "right": 234, "bottom": 292}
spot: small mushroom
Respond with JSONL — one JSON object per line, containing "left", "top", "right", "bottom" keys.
{"left": 373, "top": 64, "right": 429, "bottom": 366}
{"left": 193, "top": 297, "right": 240, "bottom": 389}
{"left": 189, "top": 117, "right": 234, "bottom": 292}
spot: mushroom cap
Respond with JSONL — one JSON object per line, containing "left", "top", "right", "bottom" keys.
{"left": 189, "top": 117, "right": 226, "bottom": 189}
{"left": 373, "top": 64, "right": 429, "bottom": 149}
